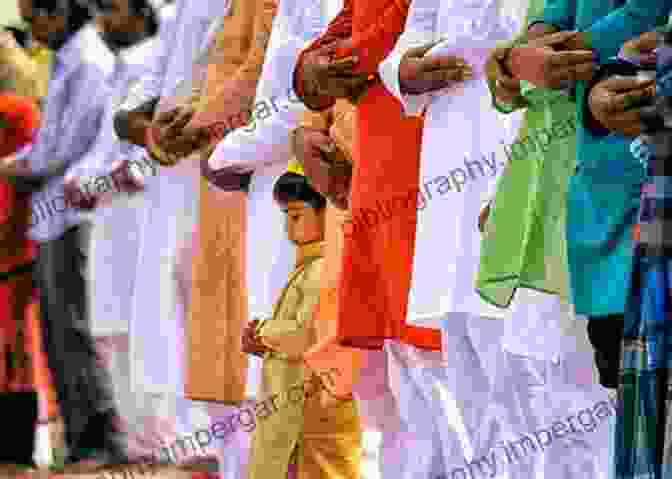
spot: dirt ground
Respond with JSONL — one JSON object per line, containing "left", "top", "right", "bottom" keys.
{"left": 0, "top": 464, "right": 197, "bottom": 479}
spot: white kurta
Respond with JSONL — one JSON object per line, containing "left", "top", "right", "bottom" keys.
{"left": 378, "top": 3, "right": 611, "bottom": 479}
{"left": 379, "top": 0, "right": 520, "bottom": 325}
{"left": 208, "top": 0, "right": 342, "bottom": 398}
{"left": 129, "top": 0, "right": 229, "bottom": 397}
{"left": 376, "top": 2, "right": 522, "bottom": 476}
{"left": 25, "top": 23, "right": 115, "bottom": 242}
{"left": 87, "top": 38, "right": 162, "bottom": 338}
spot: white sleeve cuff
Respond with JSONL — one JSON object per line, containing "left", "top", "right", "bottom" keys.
{"left": 378, "top": 49, "right": 433, "bottom": 117}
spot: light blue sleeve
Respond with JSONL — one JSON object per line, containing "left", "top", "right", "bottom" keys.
{"left": 537, "top": 0, "right": 575, "bottom": 30}
{"left": 586, "top": 0, "right": 672, "bottom": 63}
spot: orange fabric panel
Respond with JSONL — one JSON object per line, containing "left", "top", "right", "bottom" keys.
{"left": 295, "top": 0, "right": 440, "bottom": 351}
{"left": 185, "top": 187, "right": 250, "bottom": 402}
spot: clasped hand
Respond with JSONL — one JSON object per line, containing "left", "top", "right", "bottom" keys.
{"left": 398, "top": 41, "right": 473, "bottom": 96}
{"left": 150, "top": 106, "right": 211, "bottom": 163}
{"left": 300, "top": 40, "right": 375, "bottom": 104}
{"left": 292, "top": 127, "right": 351, "bottom": 210}
{"left": 242, "top": 319, "right": 269, "bottom": 357}
{"left": 507, "top": 31, "right": 595, "bottom": 89}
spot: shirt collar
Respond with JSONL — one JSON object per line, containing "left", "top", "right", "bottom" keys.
{"left": 54, "top": 23, "right": 94, "bottom": 74}
{"left": 295, "top": 240, "right": 325, "bottom": 268}
{"left": 118, "top": 35, "right": 155, "bottom": 64}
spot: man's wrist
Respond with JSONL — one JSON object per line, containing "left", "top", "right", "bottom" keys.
{"left": 293, "top": 56, "right": 335, "bottom": 111}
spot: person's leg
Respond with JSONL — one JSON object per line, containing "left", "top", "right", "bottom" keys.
{"left": 0, "top": 392, "right": 38, "bottom": 465}
{"left": 384, "top": 340, "right": 462, "bottom": 478}
{"left": 36, "top": 226, "right": 122, "bottom": 463}
{"left": 586, "top": 316, "right": 625, "bottom": 390}
{"left": 439, "top": 313, "right": 497, "bottom": 460}
{"left": 208, "top": 403, "right": 252, "bottom": 479}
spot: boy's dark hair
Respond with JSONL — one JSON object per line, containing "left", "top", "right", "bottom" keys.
{"left": 130, "top": 0, "right": 159, "bottom": 37}
{"left": 95, "top": 0, "right": 159, "bottom": 36}
{"left": 32, "top": 0, "right": 93, "bottom": 32}
{"left": 273, "top": 172, "right": 327, "bottom": 210}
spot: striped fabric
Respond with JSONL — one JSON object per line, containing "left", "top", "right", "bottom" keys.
{"left": 615, "top": 35, "right": 672, "bottom": 479}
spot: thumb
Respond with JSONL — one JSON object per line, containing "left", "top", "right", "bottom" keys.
{"left": 533, "top": 30, "right": 580, "bottom": 47}
{"left": 404, "top": 39, "right": 444, "bottom": 59}
{"left": 601, "top": 76, "right": 654, "bottom": 93}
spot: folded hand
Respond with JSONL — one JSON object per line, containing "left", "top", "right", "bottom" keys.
{"left": 508, "top": 31, "right": 595, "bottom": 88}
{"left": 301, "top": 40, "right": 373, "bottom": 101}
{"left": 399, "top": 41, "right": 473, "bottom": 95}
{"left": 588, "top": 76, "right": 655, "bottom": 137}
{"left": 242, "top": 320, "right": 268, "bottom": 357}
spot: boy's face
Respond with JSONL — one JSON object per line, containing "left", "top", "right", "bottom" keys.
{"left": 283, "top": 201, "right": 325, "bottom": 245}
{"left": 30, "top": 7, "right": 68, "bottom": 48}
{"left": 97, "top": 0, "right": 146, "bottom": 49}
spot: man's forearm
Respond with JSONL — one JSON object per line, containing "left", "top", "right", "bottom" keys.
{"left": 114, "top": 97, "right": 158, "bottom": 146}
{"left": 292, "top": 2, "right": 353, "bottom": 111}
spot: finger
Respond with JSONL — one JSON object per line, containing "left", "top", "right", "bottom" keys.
{"left": 425, "top": 67, "right": 472, "bottom": 88}
{"left": 622, "top": 31, "right": 660, "bottom": 55}
{"left": 608, "top": 110, "right": 643, "bottom": 126}
{"left": 404, "top": 40, "right": 445, "bottom": 59}
{"left": 323, "top": 76, "right": 374, "bottom": 96}
{"left": 155, "top": 108, "right": 179, "bottom": 125}
{"left": 324, "top": 58, "right": 358, "bottom": 75}
{"left": 422, "top": 54, "right": 469, "bottom": 71}
{"left": 165, "top": 110, "right": 194, "bottom": 136}
{"left": 494, "top": 86, "right": 522, "bottom": 104}
{"left": 547, "top": 50, "right": 595, "bottom": 67}
{"left": 606, "top": 89, "right": 654, "bottom": 113}
{"left": 547, "top": 61, "right": 594, "bottom": 83}
{"left": 497, "top": 74, "right": 521, "bottom": 90}
{"left": 533, "top": 30, "right": 583, "bottom": 48}
{"left": 491, "top": 46, "right": 511, "bottom": 61}
{"left": 599, "top": 76, "right": 655, "bottom": 93}
{"left": 570, "top": 62, "right": 596, "bottom": 81}
{"left": 601, "top": 115, "right": 644, "bottom": 136}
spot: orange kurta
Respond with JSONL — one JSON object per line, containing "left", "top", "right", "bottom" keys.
{"left": 185, "top": 0, "right": 278, "bottom": 402}
{"left": 0, "top": 179, "right": 58, "bottom": 421}
{"left": 294, "top": 0, "right": 441, "bottom": 351}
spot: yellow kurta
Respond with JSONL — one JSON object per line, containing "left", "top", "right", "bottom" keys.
{"left": 0, "top": 39, "right": 51, "bottom": 100}
{"left": 185, "top": 0, "right": 278, "bottom": 402}
{"left": 248, "top": 241, "right": 362, "bottom": 479}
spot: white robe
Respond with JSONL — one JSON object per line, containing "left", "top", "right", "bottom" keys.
{"left": 129, "top": 0, "right": 229, "bottom": 397}
{"left": 87, "top": 38, "right": 162, "bottom": 338}
{"left": 377, "top": 2, "right": 519, "bottom": 477}
{"left": 379, "top": 0, "right": 519, "bottom": 325}
{"left": 379, "top": 2, "right": 611, "bottom": 479}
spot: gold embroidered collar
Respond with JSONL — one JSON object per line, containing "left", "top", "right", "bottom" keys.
{"left": 295, "top": 240, "right": 325, "bottom": 268}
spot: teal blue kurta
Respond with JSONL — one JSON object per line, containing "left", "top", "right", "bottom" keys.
{"left": 531, "top": 0, "right": 672, "bottom": 316}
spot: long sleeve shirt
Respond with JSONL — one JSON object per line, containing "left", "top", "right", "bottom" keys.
{"left": 24, "top": 24, "right": 115, "bottom": 242}
{"left": 206, "top": 0, "right": 342, "bottom": 177}
{"left": 292, "top": 0, "right": 416, "bottom": 110}
{"left": 76, "top": 37, "right": 163, "bottom": 192}
{"left": 117, "top": 2, "right": 179, "bottom": 113}
{"left": 534, "top": 0, "right": 672, "bottom": 316}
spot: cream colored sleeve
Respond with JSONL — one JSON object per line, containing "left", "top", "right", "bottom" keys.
{"left": 260, "top": 259, "right": 323, "bottom": 359}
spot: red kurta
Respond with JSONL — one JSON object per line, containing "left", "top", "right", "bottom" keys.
{"left": 295, "top": 0, "right": 441, "bottom": 351}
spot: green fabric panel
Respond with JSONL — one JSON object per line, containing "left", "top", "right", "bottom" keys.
{"left": 476, "top": 0, "right": 577, "bottom": 308}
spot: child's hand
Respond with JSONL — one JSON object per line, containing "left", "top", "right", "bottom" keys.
{"left": 242, "top": 320, "right": 268, "bottom": 357}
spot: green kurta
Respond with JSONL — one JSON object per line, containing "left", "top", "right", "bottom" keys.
{"left": 476, "top": 0, "right": 577, "bottom": 308}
